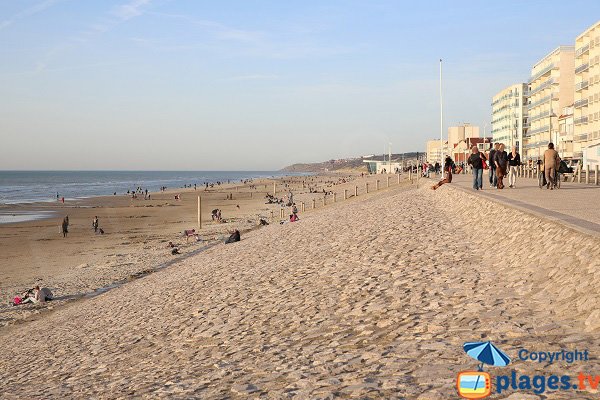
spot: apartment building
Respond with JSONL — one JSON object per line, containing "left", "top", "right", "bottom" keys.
{"left": 524, "top": 46, "right": 575, "bottom": 162}
{"left": 491, "top": 83, "right": 528, "bottom": 156}
{"left": 448, "top": 123, "right": 480, "bottom": 148}
{"left": 558, "top": 105, "right": 574, "bottom": 159}
{"left": 574, "top": 20, "right": 600, "bottom": 167}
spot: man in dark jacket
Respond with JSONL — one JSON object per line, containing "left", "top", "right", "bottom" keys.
{"left": 488, "top": 143, "right": 497, "bottom": 188}
{"left": 467, "top": 146, "right": 487, "bottom": 190}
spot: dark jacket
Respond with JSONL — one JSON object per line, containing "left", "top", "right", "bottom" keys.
{"left": 468, "top": 152, "right": 486, "bottom": 169}
{"left": 494, "top": 151, "right": 508, "bottom": 169}
{"left": 488, "top": 149, "right": 496, "bottom": 168}
{"left": 507, "top": 152, "right": 521, "bottom": 166}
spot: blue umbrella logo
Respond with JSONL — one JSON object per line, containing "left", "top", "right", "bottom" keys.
{"left": 463, "top": 341, "right": 511, "bottom": 394}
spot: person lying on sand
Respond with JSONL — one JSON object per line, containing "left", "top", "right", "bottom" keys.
{"left": 225, "top": 229, "right": 240, "bottom": 244}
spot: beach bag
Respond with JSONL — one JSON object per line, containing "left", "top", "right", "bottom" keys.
{"left": 13, "top": 296, "right": 22, "bottom": 305}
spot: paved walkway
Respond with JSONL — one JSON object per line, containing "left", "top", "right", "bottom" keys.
{"left": 438, "top": 171, "right": 600, "bottom": 237}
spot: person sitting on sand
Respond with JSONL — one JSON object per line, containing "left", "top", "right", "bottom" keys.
{"left": 225, "top": 229, "right": 240, "bottom": 244}
{"left": 21, "top": 286, "right": 53, "bottom": 304}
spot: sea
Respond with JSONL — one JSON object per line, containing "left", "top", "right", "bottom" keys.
{"left": 0, "top": 170, "right": 302, "bottom": 223}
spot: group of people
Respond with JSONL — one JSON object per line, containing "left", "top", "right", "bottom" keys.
{"left": 465, "top": 142, "right": 560, "bottom": 190}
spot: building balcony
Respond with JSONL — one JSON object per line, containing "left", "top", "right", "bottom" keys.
{"left": 529, "top": 79, "right": 554, "bottom": 96}
{"left": 529, "top": 110, "right": 551, "bottom": 123}
{"left": 575, "top": 62, "right": 589, "bottom": 74}
{"left": 527, "top": 95, "right": 551, "bottom": 109}
{"left": 574, "top": 116, "right": 588, "bottom": 125}
{"left": 528, "top": 63, "right": 554, "bottom": 83}
{"left": 526, "top": 125, "right": 550, "bottom": 136}
{"left": 574, "top": 133, "right": 588, "bottom": 142}
{"left": 575, "top": 81, "right": 589, "bottom": 91}
{"left": 574, "top": 98, "right": 589, "bottom": 108}
{"left": 576, "top": 43, "right": 590, "bottom": 57}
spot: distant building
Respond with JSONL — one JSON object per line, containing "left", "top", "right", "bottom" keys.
{"left": 426, "top": 139, "right": 445, "bottom": 164}
{"left": 452, "top": 137, "right": 493, "bottom": 163}
{"left": 574, "top": 20, "right": 600, "bottom": 167}
{"left": 491, "top": 83, "right": 528, "bottom": 155}
{"left": 448, "top": 124, "right": 480, "bottom": 150}
{"left": 524, "top": 46, "right": 575, "bottom": 162}
{"left": 362, "top": 159, "right": 401, "bottom": 174}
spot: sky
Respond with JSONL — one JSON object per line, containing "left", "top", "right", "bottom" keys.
{"left": 1, "top": 0, "right": 600, "bottom": 170}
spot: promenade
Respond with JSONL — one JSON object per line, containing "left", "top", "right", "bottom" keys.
{"left": 443, "top": 172, "right": 600, "bottom": 237}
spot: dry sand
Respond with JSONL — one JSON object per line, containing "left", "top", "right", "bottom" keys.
{"left": 0, "top": 179, "right": 599, "bottom": 399}
{"left": 0, "top": 173, "right": 373, "bottom": 328}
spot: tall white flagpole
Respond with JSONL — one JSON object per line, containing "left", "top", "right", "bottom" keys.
{"left": 439, "top": 59, "right": 444, "bottom": 177}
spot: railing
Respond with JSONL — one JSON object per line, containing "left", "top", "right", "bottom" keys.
{"left": 576, "top": 43, "right": 590, "bottom": 57}
{"left": 574, "top": 116, "right": 588, "bottom": 125}
{"left": 575, "top": 63, "right": 589, "bottom": 74}
{"left": 575, "top": 81, "right": 589, "bottom": 91}
{"left": 526, "top": 125, "right": 550, "bottom": 136}
{"left": 529, "top": 110, "right": 551, "bottom": 123}
{"left": 527, "top": 95, "right": 551, "bottom": 109}
{"left": 574, "top": 133, "right": 589, "bottom": 141}
{"left": 529, "top": 78, "right": 554, "bottom": 96}
{"left": 573, "top": 151, "right": 584, "bottom": 158}
{"left": 528, "top": 63, "right": 554, "bottom": 83}
{"left": 574, "top": 98, "right": 589, "bottom": 108}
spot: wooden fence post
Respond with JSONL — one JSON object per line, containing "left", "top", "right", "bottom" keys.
{"left": 376, "top": 180, "right": 380, "bottom": 190}
{"left": 344, "top": 189, "right": 348, "bottom": 200}
{"left": 333, "top": 193, "right": 337, "bottom": 203}
{"left": 366, "top": 183, "right": 369, "bottom": 193}
{"left": 355, "top": 186, "right": 358, "bottom": 197}
{"left": 596, "top": 165, "right": 599, "bottom": 186}
{"left": 312, "top": 199, "right": 316, "bottom": 209}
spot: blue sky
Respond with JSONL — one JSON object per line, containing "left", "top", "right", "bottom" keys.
{"left": 2, "top": 0, "right": 600, "bottom": 170}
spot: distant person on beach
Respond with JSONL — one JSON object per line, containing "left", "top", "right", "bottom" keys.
{"left": 494, "top": 143, "right": 508, "bottom": 189}
{"left": 467, "top": 145, "right": 486, "bottom": 190}
{"left": 92, "top": 216, "right": 99, "bottom": 233}
{"left": 225, "top": 229, "right": 240, "bottom": 244}
{"left": 543, "top": 142, "right": 561, "bottom": 190}
{"left": 61, "top": 216, "right": 69, "bottom": 238}
{"left": 56, "top": 192, "right": 59, "bottom": 200}
{"left": 507, "top": 146, "right": 521, "bottom": 188}
{"left": 212, "top": 209, "right": 219, "bottom": 220}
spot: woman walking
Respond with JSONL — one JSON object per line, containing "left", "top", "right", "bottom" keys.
{"left": 507, "top": 146, "right": 521, "bottom": 188}
{"left": 61, "top": 216, "right": 69, "bottom": 238}
{"left": 494, "top": 143, "right": 508, "bottom": 189}
{"left": 467, "top": 146, "right": 486, "bottom": 190}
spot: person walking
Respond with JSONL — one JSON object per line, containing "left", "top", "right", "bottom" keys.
{"left": 488, "top": 143, "right": 498, "bottom": 188}
{"left": 494, "top": 143, "right": 508, "bottom": 189}
{"left": 92, "top": 216, "right": 99, "bottom": 233}
{"left": 62, "top": 216, "right": 69, "bottom": 238}
{"left": 543, "top": 143, "right": 560, "bottom": 190}
{"left": 507, "top": 146, "right": 521, "bottom": 188}
{"left": 467, "top": 145, "right": 486, "bottom": 190}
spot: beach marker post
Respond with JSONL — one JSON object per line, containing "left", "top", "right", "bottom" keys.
{"left": 376, "top": 180, "right": 380, "bottom": 190}
{"left": 280, "top": 208, "right": 285, "bottom": 219}
{"left": 397, "top": 173, "right": 400, "bottom": 184}
{"left": 595, "top": 165, "right": 599, "bottom": 185}
{"left": 355, "top": 186, "right": 358, "bottom": 197}
{"left": 586, "top": 165, "right": 590, "bottom": 184}
{"left": 322, "top": 197, "right": 326, "bottom": 207}
{"left": 197, "top": 196, "right": 202, "bottom": 230}
{"left": 312, "top": 199, "right": 316, "bottom": 209}
{"left": 366, "top": 183, "right": 369, "bottom": 193}
{"left": 270, "top": 210, "right": 274, "bottom": 222}
{"left": 333, "top": 193, "right": 337, "bottom": 202}
{"left": 273, "top": 182, "right": 276, "bottom": 195}
{"left": 344, "top": 189, "right": 347, "bottom": 200}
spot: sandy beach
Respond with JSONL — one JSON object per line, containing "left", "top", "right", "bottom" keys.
{"left": 0, "top": 172, "right": 378, "bottom": 328}
{"left": 0, "top": 175, "right": 598, "bottom": 398}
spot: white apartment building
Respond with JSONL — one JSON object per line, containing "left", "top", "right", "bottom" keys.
{"left": 491, "top": 83, "right": 528, "bottom": 156}
{"left": 574, "top": 20, "right": 600, "bottom": 167}
{"left": 524, "top": 46, "right": 575, "bottom": 162}
{"left": 558, "top": 105, "right": 574, "bottom": 159}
